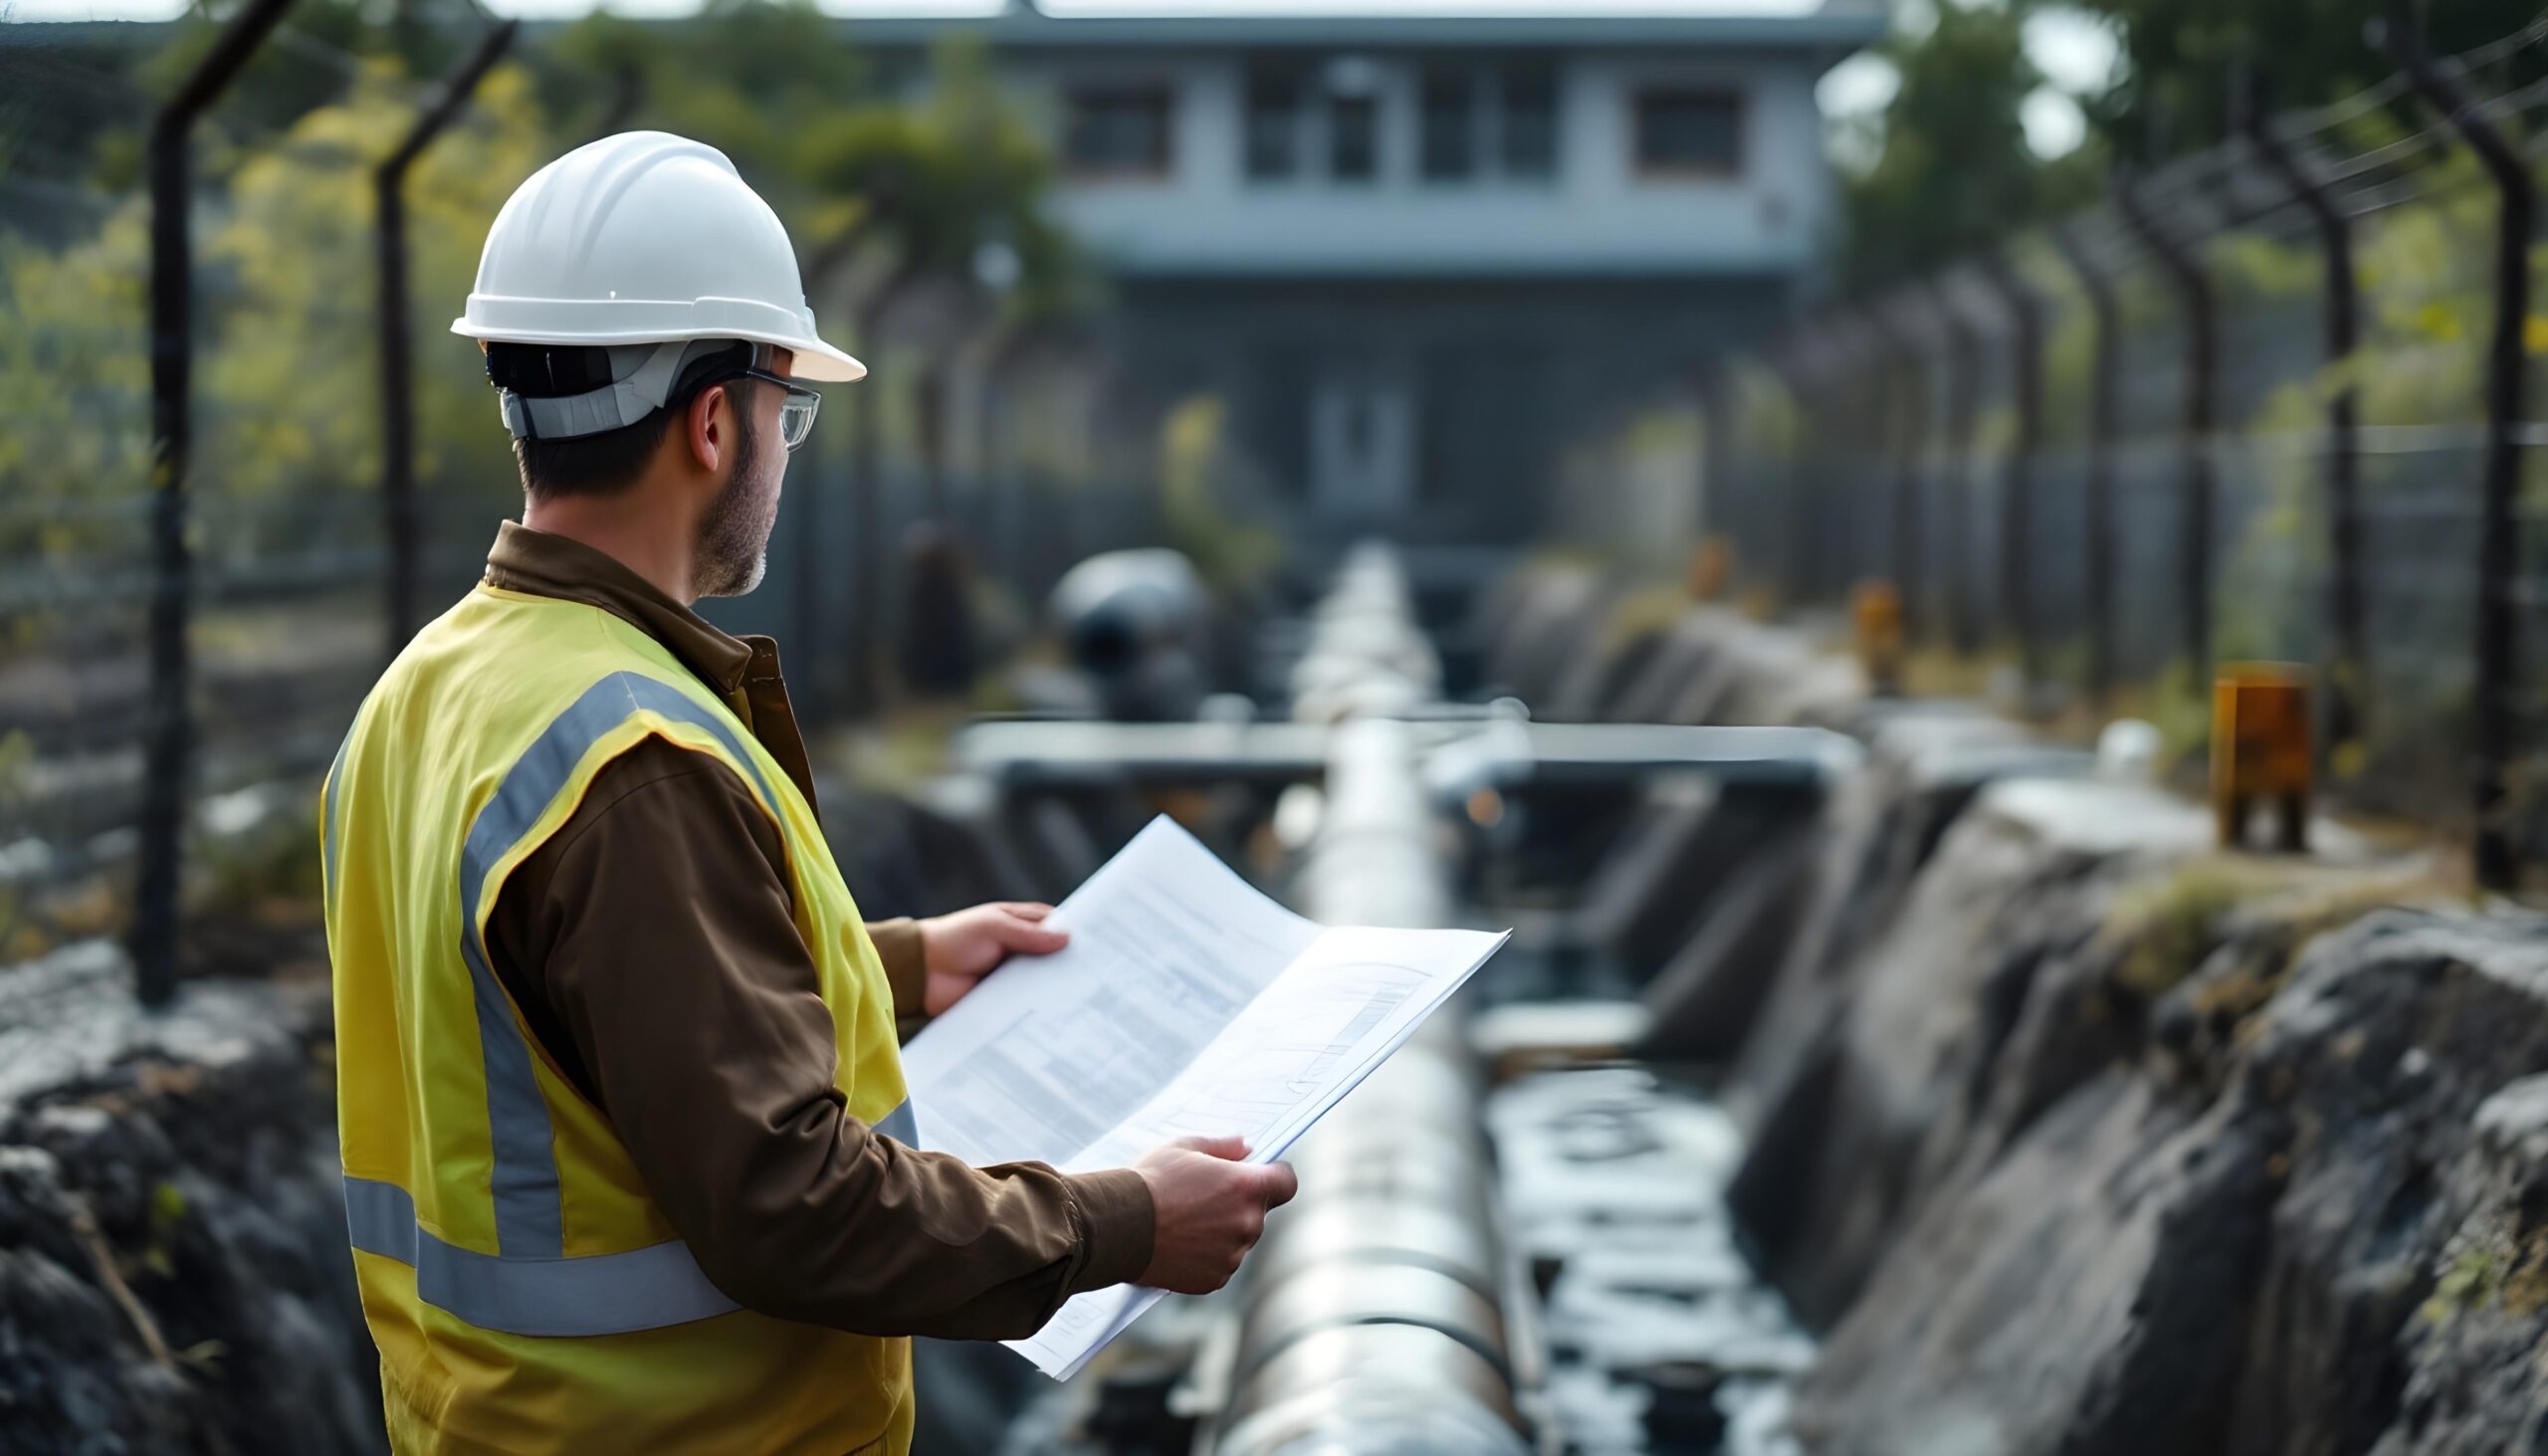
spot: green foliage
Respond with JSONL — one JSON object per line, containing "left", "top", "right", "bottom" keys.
{"left": 793, "top": 37, "right": 1090, "bottom": 321}
{"left": 3, "top": 1, "right": 1086, "bottom": 565}
{"left": 140, "top": 0, "right": 463, "bottom": 151}
{"left": 1838, "top": 3, "right": 2106, "bottom": 288}
{"left": 1835, "top": 0, "right": 2543, "bottom": 286}
{"left": 0, "top": 209, "right": 151, "bottom": 560}
{"left": 1158, "top": 395, "right": 1284, "bottom": 594}
{"left": 0, "top": 45, "right": 549, "bottom": 569}
{"left": 0, "top": 731, "right": 33, "bottom": 812}
{"left": 2106, "top": 860, "right": 2254, "bottom": 998}
{"left": 2422, "top": 1220, "right": 2548, "bottom": 1325}
{"left": 2066, "top": 0, "right": 2542, "bottom": 159}
{"left": 543, "top": 0, "right": 872, "bottom": 187}
{"left": 543, "top": 12, "right": 1088, "bottom": 328}
{"left": 191, "top": 63, "right": 551, "bottom": 522}
{"left": 143, "top": 1179, "right": 188, "bottom": 1278}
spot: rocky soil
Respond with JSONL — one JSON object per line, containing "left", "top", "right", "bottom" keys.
{"left": 0, "top": 942, "right": 379, "bottom": 1455}
{"left": 1502, "top": 565, "right": 2548, "bottom": 1456}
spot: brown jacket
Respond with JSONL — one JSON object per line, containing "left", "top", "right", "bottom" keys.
{"left": 476, "top": 521, "right": 1152, "bottom": 1340}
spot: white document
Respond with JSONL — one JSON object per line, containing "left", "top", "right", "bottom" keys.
{"left": 897, "top": 815, "right": 1509, "bottom": 1379}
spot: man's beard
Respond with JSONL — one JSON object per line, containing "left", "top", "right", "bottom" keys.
{"left": 694, "top": 407, "right": 777, "bottom": 598}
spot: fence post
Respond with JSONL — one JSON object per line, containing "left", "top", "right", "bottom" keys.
{"left": 136, "top": 0, "right": 299, "bottom": 1007}
{"left": 1870, "top": 301, "right": 1927, "bottom": 644}
{"left": 377, "top": 20, "right": 519, "bottom": 662}
{"left": 1766, "top": 336, "right": 1819, "bottom": 606}
{"left": 1694, "top": 362, "right": 1731, "bottom": 556}
{"left": 979, "top": 328, "right": 1036, "bottom": 595}
{"left": 2115, "top": 172, "right": 2221, "bottom": 696}
{"left": 2383, "top": 12, "right": 2529, "bottom": 890}
{"left": 2244, "top": 99, "right": 2366, "bottom": 762}
{"left": 1931, "top": 278, "right": 1983, "bottom": 655}
{"left": 590, "top": 62, "right": 644, "bottom": 142}
{"left": 1979, "top": 249, "right": 2043, "bottom": 687}
{"left": 846, "top": 260, "right": 924, "bottom": 719}
{"left": 1827, "top": 318, "right": 1875, "bottom": 602}
{"left": 2049, "top": 222, "right": 2121, "bottom": 705}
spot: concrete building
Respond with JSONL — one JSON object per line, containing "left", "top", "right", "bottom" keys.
{"left": 855, "top": 0, "right": 1882, "bottom": 549}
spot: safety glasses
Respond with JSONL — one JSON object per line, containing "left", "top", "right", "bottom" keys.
{"left": 684, "top": 345, "right": 822, "bottom": 453}
{"left": 729, "top": 366, "right": 822, "bottom": 453}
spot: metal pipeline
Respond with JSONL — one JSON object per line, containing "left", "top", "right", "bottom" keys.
{"left": 1288, "top": 544, "right": 1444, "bottom": 726}
{"left": 1213, "top": 548, "right": 1530, "bottom": 1456}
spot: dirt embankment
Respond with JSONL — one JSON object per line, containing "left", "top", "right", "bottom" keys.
{"left": 1477, "top": 565, "right": 2548, "bottom": 1456}
{"left": 0, "top": 946, "right": 379, "bottom": 1455}
{"left": 1496, "top": 567, "right": 2548, "bottom": 1456}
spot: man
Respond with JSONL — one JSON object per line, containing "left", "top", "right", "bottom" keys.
{"left": 320, "top": 131, "right": 1296, "bottom": 1455}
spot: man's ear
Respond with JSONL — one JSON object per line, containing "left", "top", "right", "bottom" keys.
{"left": 682, "top": 383, "right": 731, "bottom": 476}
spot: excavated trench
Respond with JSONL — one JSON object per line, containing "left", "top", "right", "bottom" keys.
{"left": 1476, "top": 562, "right": 2548, "bottom": 1456}
{"left": 11, "top": 553, "right": 2548, "bottom": 1456}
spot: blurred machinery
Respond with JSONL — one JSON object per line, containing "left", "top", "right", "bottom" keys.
{"left": 1049, "top": 549, "right": 1215, "bottom": 723}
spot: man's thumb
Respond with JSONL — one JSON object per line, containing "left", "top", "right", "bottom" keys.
{"left": 1255, "top": 1160, "right": 1300, "bottom": 1207}
{"left": 994, "top": 913, "right": 1070, "bottom": 953}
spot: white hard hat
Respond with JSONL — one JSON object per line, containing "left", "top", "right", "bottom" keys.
{"left": 453, "top": 130, "right": 864, "bottom": 384}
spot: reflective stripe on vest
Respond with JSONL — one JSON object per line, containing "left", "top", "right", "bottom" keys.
{"left": 321, "top": 730, "right": 349, "bottom": 909}
{"left": 458, "top": 672, "right": 778, "bottom": 1258}
{"left": 337, "top": 664, "right": 925, "bottom": 1340}
{"left": 344, "top": 1175, "right": 741, "bottom": 1338}
{"left": 345, "top": 1087, "right": 915, "bottom": 1339}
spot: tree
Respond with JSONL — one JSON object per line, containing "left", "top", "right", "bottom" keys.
{"left": 0, "top": 55, "right": 549, "bottom": 564}
{"left": 2067, "top": 0, "right": 2542, "bottom": 158}
{"left": 792, "top": 36, "right": 1082, "bottom": 315}
{"left": 1837, "top": 2, "right": 2105, "bottom": 288}
{"left": 748, "top": 36, "right": 1085, "bottom": 708}
{"left": 195, "top": 63, "right": 552, "bottom": 530}
{"left": 542, "top": 0, "right": 873, "bottom": 183}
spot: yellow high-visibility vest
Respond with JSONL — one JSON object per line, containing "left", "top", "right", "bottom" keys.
{"left": 321, "top": 581, "right": 915, "bottom": 1455}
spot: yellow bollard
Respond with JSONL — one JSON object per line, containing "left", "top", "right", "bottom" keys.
{"left": 1853, "top": 579, "right": 1904, "bottom": 696}
{"left": 1688, "top": 537, "right": 1734, "bottom": 602}
{"left": 2212, "top": 663, "right": 2312, "bottom": 852}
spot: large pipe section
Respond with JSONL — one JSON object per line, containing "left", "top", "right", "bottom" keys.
{"left": 1288, "top": 544, "right": 1443, "bottom": 726}
{"left": 1213, "top": 547, "right": 1531, "bottom": 1456}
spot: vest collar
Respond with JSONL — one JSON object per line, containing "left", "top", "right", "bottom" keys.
{"left": 484, "top": 521, "right": 755, "bottom": 695}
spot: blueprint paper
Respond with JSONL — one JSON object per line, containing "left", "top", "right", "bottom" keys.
{"left": 896, "top": 815, "right": 1508, "bottom": 1379}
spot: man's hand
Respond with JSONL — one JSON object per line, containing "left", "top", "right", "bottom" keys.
{"left": 916, "top": 903, "right": 1068, "bottom": 1016}
{"left": 1130, "top": 1135, "right": 1299, "bottom": 1295}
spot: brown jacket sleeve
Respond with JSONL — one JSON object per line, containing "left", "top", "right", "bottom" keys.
{"left": 483, "top": 737, "right": 1154, "bottom": 1342}
{"left": 865, "top": 917, "right": 928, "bottom": 1024}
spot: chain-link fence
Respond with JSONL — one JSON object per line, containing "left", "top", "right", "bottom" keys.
{"left": 1643, "top": 16, "right": 2548, "bottom": 888}
{"left": 0, "top": 6, "right": 1184, "bottom": 999}
{"left": 2, "top": 15, "right": 508, "bottom": 994}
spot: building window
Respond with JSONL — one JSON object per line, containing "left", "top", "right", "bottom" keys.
{"left": 1239, "top": 55, "right": 1562, "bottom": 186}
{"left": 1419, "top": 65, "right": 1475, "bottom": 181}
{"left": 1500, "top": 63, "right": 1557, "bottom": 178}
{"left": 1330, "top": 94, "right": 1378, "bottom": 181}
{"left": 1064, "top": 86, "right": 1173, "bottom": 179}
{"left": 1246, "top": 68, "right": 1303, "bottom": 180}
{"left": 1634, "top": 87, "right": 1742, "bottom": 177}
{"left": 1421, "top": 60, "right": 1558, "bottom": 186}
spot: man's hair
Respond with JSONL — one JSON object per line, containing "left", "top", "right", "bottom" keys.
{"left": 497, "top": 341, "right": 755, "bottom": 502}
{"left": 515, "top": 410, "right": 683, "bottom": 502}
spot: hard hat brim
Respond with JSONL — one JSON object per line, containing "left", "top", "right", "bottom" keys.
{"left": 452, "top": 315, "right": 867, "bottom": 384}
{"left": 786, "top": 336, "right": 868, "bottom": 383}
